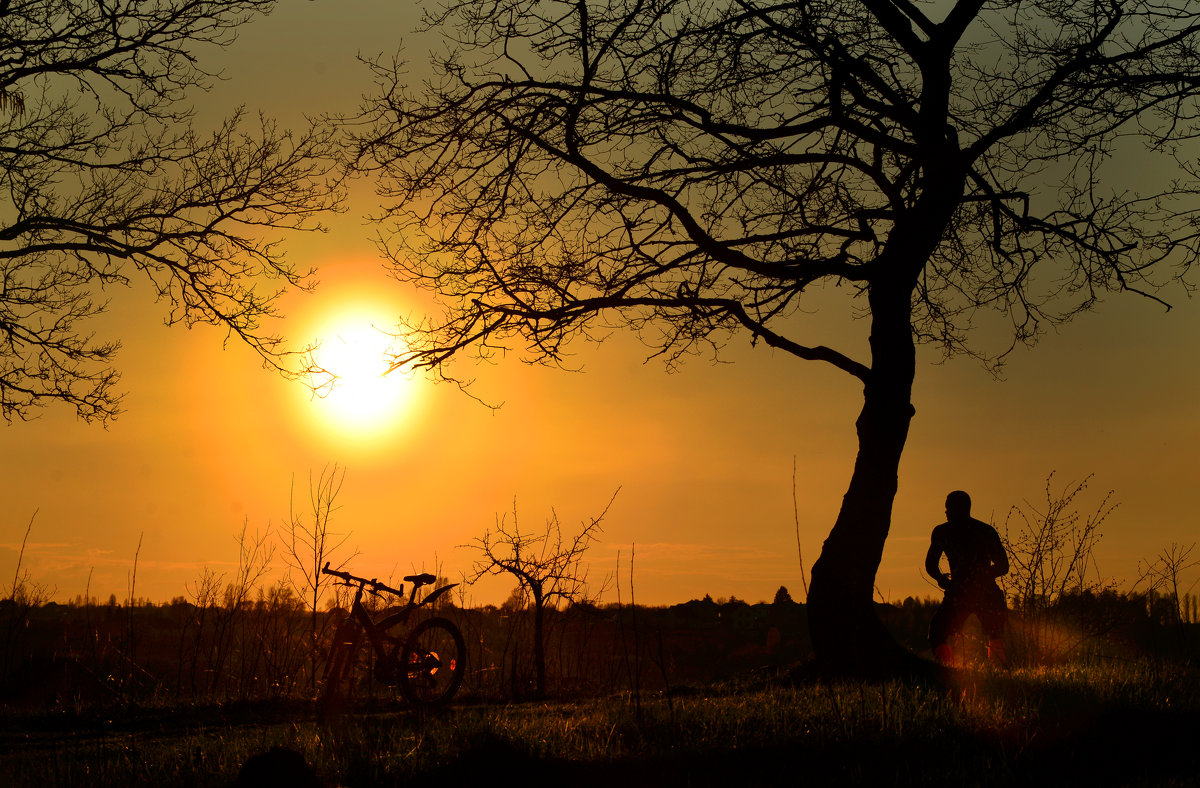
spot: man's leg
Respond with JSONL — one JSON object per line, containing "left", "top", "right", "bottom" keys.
{"left": 929, "top": 593, "right": 969, "bottom": 666}
{"left": 979, "top": 586, "right": 1008, "bottom": 665}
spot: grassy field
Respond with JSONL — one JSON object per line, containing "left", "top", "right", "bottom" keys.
{"left": 3, "top": 661, "right": 1198, "bottom": 787}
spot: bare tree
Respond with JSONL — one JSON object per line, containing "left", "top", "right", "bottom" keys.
{"left": 281, "top": 464, "right": 355, "bottom": 687}
{"left": 353, "top": 0, "right": 1200, "bottom": 674}
{"left": 209, "top": 520, "right": 274, "bottom": 696}
{"left": 467, "top": 492, "right": 617, "bottom": 698}
{"left": 1000, "top": 473, "right": 1118, "bottom": 612}
{"left": 182, "top": 565, "right": 224, "bottom": 698}
{"left": 995, "top": 473, "right": 1122, "bottom": 663}
{"left": 1136, "top": 541, "right": 1200, "bottom": 625}
{"left": 0, "top": 0, "right": 343, "bottom": 423}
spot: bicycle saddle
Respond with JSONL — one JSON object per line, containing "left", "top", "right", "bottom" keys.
{"left": 404, "top": 572, "right": 436, "bottom": 586}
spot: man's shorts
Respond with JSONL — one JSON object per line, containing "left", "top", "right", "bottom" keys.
{"left": 928, "top": 582, "right": 1007, "bottom": 646}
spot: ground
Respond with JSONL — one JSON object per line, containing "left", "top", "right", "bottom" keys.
{"left": 2, "top": 664, "right": 1198, "bottom": 787}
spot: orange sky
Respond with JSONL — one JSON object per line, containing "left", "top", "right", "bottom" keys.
{"left": 3, "top": 3, "right": 1198, "bottom": 608}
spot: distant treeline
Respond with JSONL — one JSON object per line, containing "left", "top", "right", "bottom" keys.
{"left": 1, "top": 586, "right": 1197, "bottom": 711}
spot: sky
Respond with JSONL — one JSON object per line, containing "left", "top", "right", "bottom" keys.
{"left": 3, "top": 2, "right": 1198, "bottom": 608}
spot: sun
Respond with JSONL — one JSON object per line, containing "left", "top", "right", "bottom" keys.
{"left": 305, "top": 308, "right": 418, "bottom": 437}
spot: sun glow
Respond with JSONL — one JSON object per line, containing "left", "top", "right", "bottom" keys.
{"left": 305, "top": 307, "right": 418, "bottom": 439}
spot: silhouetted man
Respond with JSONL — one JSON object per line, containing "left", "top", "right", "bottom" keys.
{"left": 925, "top": 490, "right": 1009, "bottom": 665}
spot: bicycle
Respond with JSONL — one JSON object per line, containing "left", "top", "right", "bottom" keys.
{"left": 318, "top": 562, "right": 465, "bottom": 721}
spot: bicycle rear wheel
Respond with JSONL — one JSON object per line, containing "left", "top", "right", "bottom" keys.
{"left": 318, "top": 622, "right": 361, "bottom": 723}
{"left": 399, "top": 617, "right": 465, "bottom": 707}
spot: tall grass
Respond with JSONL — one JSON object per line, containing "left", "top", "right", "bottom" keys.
{"left": 2, "top": 661, "right": 1196, "bottom": 787}
{"left": 4, "top": 584, "right": 1195, "bottom": 713}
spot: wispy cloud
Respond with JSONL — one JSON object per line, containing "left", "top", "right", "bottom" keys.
{"left": 0, "top": 542, "right": 73, "bottom": 552}
{"left": 600, "top": 541, "right": 795, "bottom": 580}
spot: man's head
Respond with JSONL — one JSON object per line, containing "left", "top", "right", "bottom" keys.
{"left": 945, "top": 490, "right": 971, "bottom": 521}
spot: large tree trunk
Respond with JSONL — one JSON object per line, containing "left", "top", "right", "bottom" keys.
{"left": 806, "top": 276, "right": 926, "bottom": 677}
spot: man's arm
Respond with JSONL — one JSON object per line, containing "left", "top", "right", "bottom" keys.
{"left": 989, "top": 527, "right": 1009, "bottom": 578}
{"left": 925, "top": 529, "right": 950, "bottom": 589}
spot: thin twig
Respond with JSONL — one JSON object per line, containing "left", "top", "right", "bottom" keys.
{"left": 8, "top": 509, "right": 38, "bottom": 601}
{"left": 793, "top": 457, "right": 809, "bottom": 600}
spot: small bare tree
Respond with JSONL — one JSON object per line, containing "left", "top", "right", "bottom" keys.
{"left": 181, "top": 566, "right": 224, "bottom": 699}
{"left": 210, "top": 521, "right": 274, "bottom": 697}
{"left": 468, "top": 491, "right": 618, "bottom": 698}
{"left": 1002, "top": 474, "right": 1118, "bottom": 610}
{"left": 281, "top": 464, "right": 356, "bottom": 688}
{"left": 1000, "top": 473, "right": 1120, "bottom": 662}
{"left": 1136, "top": 542, "right": 1200, "bottom": 626}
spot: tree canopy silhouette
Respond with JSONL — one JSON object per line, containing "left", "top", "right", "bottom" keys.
{"left": 352, "top": 0, "right": 1200, "bottom": 674}
{"left": 0, "top": 0, "right": 342, "bottom": 423}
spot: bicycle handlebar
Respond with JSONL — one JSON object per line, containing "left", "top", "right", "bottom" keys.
{"left": 320, "top": 561, "right": 405, "bottom": 598}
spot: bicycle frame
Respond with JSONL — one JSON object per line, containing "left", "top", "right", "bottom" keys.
{"left": 323, "top": 562, "right": 457, "bottom": 677}
{"left": 318, "top": 562, "right": 465, "bottom": 718}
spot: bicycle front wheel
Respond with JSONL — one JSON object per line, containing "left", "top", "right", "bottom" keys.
{"left": 399, "top": 617, "right": 465, "bottom": 707}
